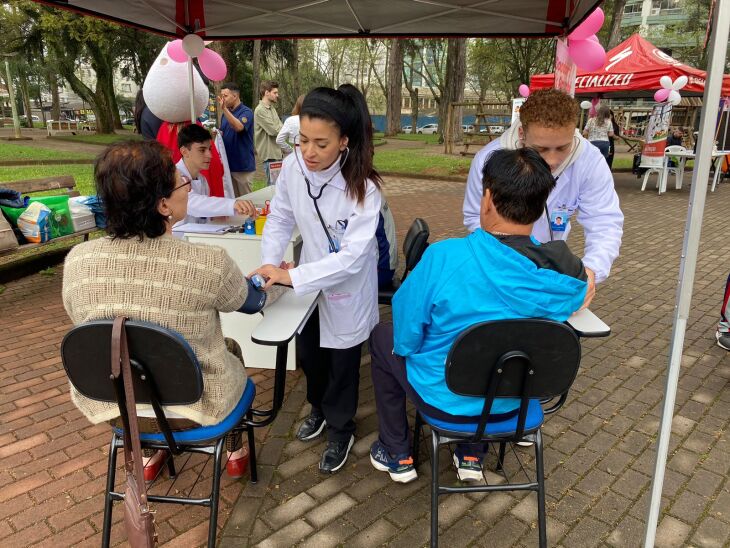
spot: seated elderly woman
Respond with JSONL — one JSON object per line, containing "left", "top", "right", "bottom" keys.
{"left": 62, "top": 139, "right": 285, "bottom": 480}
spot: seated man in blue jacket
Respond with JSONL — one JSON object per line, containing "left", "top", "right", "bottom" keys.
{"left": 369, "top": 148, "right": 588, "bottom": 484}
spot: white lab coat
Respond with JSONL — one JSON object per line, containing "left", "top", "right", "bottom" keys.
{"left": 261, "top": 153, "right": 382, "bottom": 349}
{"left": 276, "top": 115, "right": 299, "bottom": 154}
{"left": 175, "top": 159, "right": 236, "bottom": 225}
{"left": 462, "top": 127, "right": 623, "bottom": 284}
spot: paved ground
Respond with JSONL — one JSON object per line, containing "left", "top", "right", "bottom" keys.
{"left": 1, "top": 171, "right": 729, "bottom": 547}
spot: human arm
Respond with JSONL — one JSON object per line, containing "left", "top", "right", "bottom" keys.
{"left": 218, "top": 96, "right": 244, "bottom": 132}
{"left": 233, "top": 199, "right": 257, "bottom": 218}
{"left": 257, "top": 108, "right": 283, "bottom": 137}
{"left": 276, "top": 118, "right": 295, "bottom": 154}
{"left": 575, "top": 149, "right": 624, "bottom": 284}
{"left": 463, "top": 146, "right": 489, "bottom": 233}
{"left": 187, "top": 192, "right": 237, "bottom": 218}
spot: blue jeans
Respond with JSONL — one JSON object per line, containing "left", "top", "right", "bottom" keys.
{"left": 591, "top": 140, "right": 610, "bottom": 161}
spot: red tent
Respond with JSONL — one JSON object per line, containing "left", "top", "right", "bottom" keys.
{"left": 531, "top": 33, "right": 730, "bottom": 97}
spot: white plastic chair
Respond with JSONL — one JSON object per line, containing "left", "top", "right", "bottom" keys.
{"left": 663, "top": 145, "right": 687, "bottom": 192}
{"left": 640, "top": 162, "right": 663, "bottom": 193}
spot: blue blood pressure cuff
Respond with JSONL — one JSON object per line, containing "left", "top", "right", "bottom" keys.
{"left": 238, "top": 278, "right": 267, "bottom": 313}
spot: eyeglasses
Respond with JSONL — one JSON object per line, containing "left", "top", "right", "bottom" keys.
{"left": 171, "top": 175, "right": 192, "bottom": 193}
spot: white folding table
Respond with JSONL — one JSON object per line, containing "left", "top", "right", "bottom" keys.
{"left": 658, "top": 149, "right": 729, "bottom": 194}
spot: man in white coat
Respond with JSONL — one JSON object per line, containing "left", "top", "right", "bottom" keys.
{"left": 463, "top": 89, "right": 623, "bottom": 307}
{"left": 174, "top": 124, "right": 256, "bottom": 226}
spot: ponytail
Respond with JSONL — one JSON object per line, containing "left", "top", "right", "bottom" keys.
{"left": 301, "top": 85, "right": 382, "bottom": 203}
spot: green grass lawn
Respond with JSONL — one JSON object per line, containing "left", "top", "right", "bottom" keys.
{"left": 0, "top": 142, "right": 94, "bottom": 162}
{"left": 51, "top": 133, "right": 142, "bottom": 146}
{"left": 388, "top": 133, "right": 441, "bottom": 145}
{"left": 375, "top": 148, "right": 470, "bottom": 177}
{"left": 0, "top": 164, "right": 95, "bottom": 195}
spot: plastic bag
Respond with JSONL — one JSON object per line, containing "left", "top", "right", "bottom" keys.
{"left": 17, "top": 202, "right": 51, "bottom": 243}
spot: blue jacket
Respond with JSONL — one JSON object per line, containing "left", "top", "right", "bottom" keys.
{"left": 221, "top": 103, "right": 255, "bottom": 173}
{"left": 392, "top": 229, "right": 587, "bottom": 416}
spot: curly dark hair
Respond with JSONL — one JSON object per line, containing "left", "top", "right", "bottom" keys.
{"left": 94, "top": 140, "right": 176, "bottom": 240}
{"left": 519, "top": 88, "right": 579, "bottom": 131}
{"left": 482, "top": 148, "right": 556, "bottom": 224}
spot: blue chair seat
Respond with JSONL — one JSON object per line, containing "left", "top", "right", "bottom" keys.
{"left": 421, "top": 398, "right": 544, "bottom": 436}
{"left": 115, "top": 379, "right": 256, "bottom": 444}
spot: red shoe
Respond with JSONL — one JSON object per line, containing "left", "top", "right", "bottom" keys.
{"left": 143, "top": 450, "right": 168, "bottom": 483}
{"left": 226, "top": 446, "right": 249, "bottom": 478}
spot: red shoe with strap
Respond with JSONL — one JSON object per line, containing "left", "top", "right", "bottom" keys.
{"left": 226, "top": 445, "right": 249, "bottom": 478}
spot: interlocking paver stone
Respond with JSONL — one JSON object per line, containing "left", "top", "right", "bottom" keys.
{"left": 1, "top": 171, "right": 729, "bottom": 546}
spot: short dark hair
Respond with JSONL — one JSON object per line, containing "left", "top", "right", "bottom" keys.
{"left": 221, "top": 82, "right": 240, "bottom": 94}
{"left": 178, "top": 124, "right": 211, "bottom": 149}
{"left": 481, "top": 148, "right": 556, "bottom": 224}
{"left": 95, "top": 140, "right": 176, "bottom": 240}
{"left": 259, "top": 80, "right": 278, "bottom": 99}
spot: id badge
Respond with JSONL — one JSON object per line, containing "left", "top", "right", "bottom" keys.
{"left": 550, "top": 209, "right": 568, "bottom": 233}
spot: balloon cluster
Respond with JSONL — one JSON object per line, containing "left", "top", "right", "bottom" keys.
{"left": 168, "top": 34, "right": 227, "bottom": 81}
{"left": 568, "top": 8, "right": 607, "bottom": 71}
{"left": 654, "top": 76, "right": 687, "bottom": 106}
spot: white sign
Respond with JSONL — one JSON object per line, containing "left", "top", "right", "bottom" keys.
{"left": 511, "top": 98, "right": 526, "bottom": 124}
{"left": 554, "top": 38, "right": 577, "bottom": 97}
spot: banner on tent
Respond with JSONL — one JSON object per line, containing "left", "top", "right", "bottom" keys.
{"left": 554, "top": 38, "right": 577, "bottom": 97}
{"left": 640, "top": 103, "right": 673, "bottom": 168}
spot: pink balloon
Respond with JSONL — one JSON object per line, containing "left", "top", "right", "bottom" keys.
{"left": 167, "top": 40, "right": 188, "bottom": 63}
{"left": 569, "top": 8, "right": 605, "bottom": 41}
{"left": 587, "top": 34, "right": 599, "bottom": 42}
{"left": 654, "top": 88, "right": 671, "bottom": 102}
{"left": 518, "top": 84, "right": 530, "bottom": 98}
{"left": 568, "top": 38, "right": 606, "bottom": 71}
{"left": 198, "top": 48, "right": 227, "bottom": 81}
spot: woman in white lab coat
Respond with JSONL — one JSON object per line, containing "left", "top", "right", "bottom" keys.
{"left": 253, "top": 84, "right": 382, "bottom": 474}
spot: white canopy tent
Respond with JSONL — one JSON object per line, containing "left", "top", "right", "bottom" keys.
{"left": 31, "top": 1, "right": 730, "bottom": 546}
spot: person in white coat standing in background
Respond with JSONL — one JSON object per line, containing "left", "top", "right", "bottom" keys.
{"left": 252, "top": 84, "right": 382, "bottom": 474}
{"left": 276, "top": 94, "right": 305, "bottom": 155}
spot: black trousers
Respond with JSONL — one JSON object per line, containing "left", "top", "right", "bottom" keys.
{"left": 297, "top": 308, "right": 363, "bottom": 442}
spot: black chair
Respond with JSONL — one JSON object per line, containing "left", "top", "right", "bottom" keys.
{"left": 412, "top": 318, "right": 592, "bottom": 548}
{"left": 378, "top": 218, "right": 430, "bottom": 305}
{"left": 61, "top": 319, "right": 259, "bottom": 548}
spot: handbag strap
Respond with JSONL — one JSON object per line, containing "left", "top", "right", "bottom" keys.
{"left": 111, "top": 316, "right": 150, "bottom": 507}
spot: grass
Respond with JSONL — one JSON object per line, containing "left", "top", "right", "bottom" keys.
{"left": 51, "top": 133, "right": 142, "bottom": 146}
{"left": 0, "top": 164, "right": 95, "bottom": 195}
{"left": 0, "top": 142, "right": 94, "bottom": 162}
{"left": 388, "top": 133, "right": 441, "bottom": 145}
{"left": 374, "top": 148, "right": 470, "bottom": 177}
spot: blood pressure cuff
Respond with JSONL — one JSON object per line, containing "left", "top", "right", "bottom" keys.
{"left": 238, "top": 278, "right": 267, "bottom": 313}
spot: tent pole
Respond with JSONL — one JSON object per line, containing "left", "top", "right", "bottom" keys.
{"left": 188, "top": 57, "right": 196, "bottom": 123}
{"left": 643, "top": 1, "right": 730, "bottom": 546}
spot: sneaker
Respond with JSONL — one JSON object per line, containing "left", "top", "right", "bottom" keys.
{"left": 369, "top": 440, "right": 418, "bottom": 483}
{"left": 515, "top": 440, "right": 534, "bottom": 447}
{"left": 319, "top": 435, "right": 354, "bottom": 474}
{"left": 296, "top": 409, "right": 326, "bottom": 441}
{"left": 716, "top": 331, "right": 730, "bottom": 351}
{"left": 452, "top": 446, "right": 483, "bottom": 482}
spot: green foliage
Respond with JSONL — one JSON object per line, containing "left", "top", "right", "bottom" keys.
{"left": 0, "top": 142, "right": 93, "bottom": 161}
{"left": 39, "top": 267, "right": 56, "bottom": 276}
{"left": 0, "top": 164, "right": 95, "bottom": 195}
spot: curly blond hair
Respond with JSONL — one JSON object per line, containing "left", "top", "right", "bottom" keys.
{"left": 519, "top": 88, "right": 579, "bottom": 131}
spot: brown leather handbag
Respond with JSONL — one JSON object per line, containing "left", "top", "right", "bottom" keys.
{"left": 111, "top": 317, "right": 158, "bottom": 547}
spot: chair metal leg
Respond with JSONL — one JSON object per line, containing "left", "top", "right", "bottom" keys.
{"left": 246, "top": 411, "right": 258, "bottom": 484}
{"left": 101, "top": 434, "right": 119, "bottom": 548}
{"left": 496, "top": 441, "right": 507, "bottom": 472}
{"left": 534, "top": 430, "right": 547, "bottom": 548}
{"left": 430, "top": 429, "right": 439, "bottom": 548}
{"left": 166, "top": 451, "right": 176, "bottom": 478}
{"left": 208, "top": 438, "right": 225, "bottom": 548}
{"left": 412, "top": 412, "right": 423, "bottom": 469}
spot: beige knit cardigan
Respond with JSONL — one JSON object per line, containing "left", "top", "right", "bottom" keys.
{"left": 62, "top": 235, "right": 249, "bottom": 426}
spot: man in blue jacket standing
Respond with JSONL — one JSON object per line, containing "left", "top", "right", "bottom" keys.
{"left": 218, "top": 82, "right": 256, "bottom": 196}
{"left": 463, "top": 89, "right": 623, "bottom": 309}
{"left": 369, "top": 148, "right": 588, "bottom": 483}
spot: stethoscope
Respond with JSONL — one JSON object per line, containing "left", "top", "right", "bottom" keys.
{"left": 292, "top": 138, "right": 350, "bottom": 253}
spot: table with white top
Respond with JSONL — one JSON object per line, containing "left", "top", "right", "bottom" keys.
{"left": 566, "top": 308, "right": 611, "bottom": 337}
{"left": 659, "top": 149, "right": 729, "bottom": 194}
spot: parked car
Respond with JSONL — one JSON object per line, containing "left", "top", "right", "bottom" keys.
{"left": 489, "top": 125, "right": 505, "bottom": 134}
{"left": 402, "top": 125, "right": 412, "bottom": 134}
{"left": 21, "top": 115, "right": 40, "bottom": 122}
{"left": 121, "top": 117, "right": 135, "bottom": 126}
{"left": 417, "top": 123, "right": 439, "bottom": 134}
{"left": 462, "top": 124, "right": 475, "bottom": 133}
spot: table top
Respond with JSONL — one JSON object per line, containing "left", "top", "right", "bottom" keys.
{"left": 566, "top": 308, "right": 611, "bottom": 337}
{"left": 666, "top": 150, "right": 730, "bottom": 158}
{"left": 251, "top": 289, "right": 319, "bottom": 346}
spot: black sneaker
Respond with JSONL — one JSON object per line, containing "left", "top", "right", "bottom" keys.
{"left": 296, "top": 409, "right": 326, "bottom": 441}
{"left": 319, "top": 435, "right": 354, "bottom": 474}
{"left": 717, "top": 331, "right": 730, "bottom": 351}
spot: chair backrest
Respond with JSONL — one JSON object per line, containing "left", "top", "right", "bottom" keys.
{"left": 401, "top": 218, "right": 430, "bottom": 280}
{"left": 446, "top": 318, "right": 580, "bottom": 399}
{"left": 664, "top": 145, "right": 686, "bottom": 154}
{"left": 61, "top": 319, "right": 204, "bottom": 406}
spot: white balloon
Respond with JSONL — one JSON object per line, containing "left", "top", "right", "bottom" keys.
{"left": 580, "top": 100, "right": 592, "bottom": 110}
{"left": 669, "top": 90, "right": 682, "bottom": 105}
{"left": 660, "top": 75, "right": 673, "bottom": 89}
{"left": 182, "top": 34, "right": 205, "bottom": 57}
{"left": 672, "top": 75, "right": 688, "bottom": 90}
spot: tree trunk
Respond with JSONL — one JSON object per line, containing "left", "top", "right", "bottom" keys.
{"left": 608, "top": 0, "right": 627, "bottom": 49}
{"left": 87, "top": 42, "right": 120, "bottom": 132}
{"left": 385, "top": 39, "right": 404, "bottom": 137}
{"left": 443, "top": 38, "right": 467, "bottom": 146}
{"left": 410, "top": 88, "right": 419, "bottom": 131}
{"left": 252, "top": 40, "right": 261, "bottom": 107}
{"left": 18, "top": 72, "right": 33, "bottom": 128}
{"left": 49, "top": 73, "right": 60, "bottom": 121}
{"left": 291, "top": 39, "right": 301, "bottom": 97}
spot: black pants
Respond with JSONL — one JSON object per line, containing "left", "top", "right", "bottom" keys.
{"left": 297, "top": 308, "right": 363, "bottom": 442}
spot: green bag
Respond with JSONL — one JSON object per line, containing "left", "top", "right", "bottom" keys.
{"left": 0, "top": 195, "right": 74, "bottom": 239}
